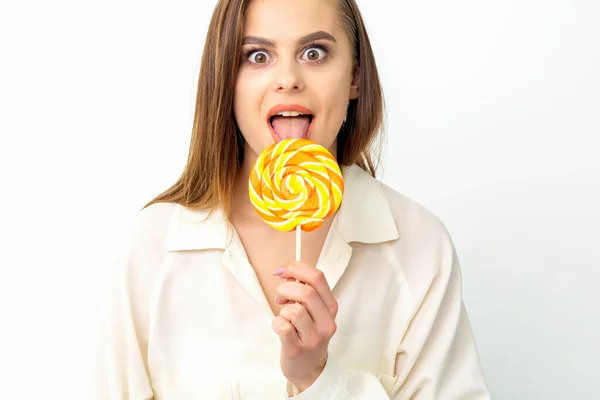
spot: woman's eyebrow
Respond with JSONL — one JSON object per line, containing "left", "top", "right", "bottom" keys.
{"left": 242, "top": 30, "right": 337, "bottom": 47}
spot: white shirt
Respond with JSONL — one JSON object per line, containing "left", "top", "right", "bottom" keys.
{"left": 95, "top": 164, "right": 490, "bottom": 399}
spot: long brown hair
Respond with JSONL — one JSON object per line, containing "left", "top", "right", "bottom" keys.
{"left": 143, "top": 0, "right": 386, "bottom": 221}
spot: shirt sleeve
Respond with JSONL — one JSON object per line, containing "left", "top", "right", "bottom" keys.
{"left": 92, "top": 213, "right": 160, "bottom": 400}
{"left": 285, "top": 230, "right": 491, "bottom": 400}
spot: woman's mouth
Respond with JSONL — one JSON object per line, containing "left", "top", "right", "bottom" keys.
{"left": 266, "top": 104, "right": 315, "bottom": 142}
{"left": 269, "top": 113, "right": 313, "bottom": 140}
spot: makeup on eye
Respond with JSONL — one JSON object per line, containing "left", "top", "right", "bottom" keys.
{"left": 243, "top": 42, "right": 332, "bottom": 65}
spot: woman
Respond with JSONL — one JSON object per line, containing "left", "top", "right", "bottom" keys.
{"left": 98, "top": 0, "right": 491, "bottom": 398}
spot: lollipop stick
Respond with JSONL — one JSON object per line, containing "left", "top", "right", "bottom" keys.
{"left": 296, "top": 225, "right": 301, "bottom": 261}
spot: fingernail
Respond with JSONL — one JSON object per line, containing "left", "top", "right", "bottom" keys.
{"left": 272, "top": 267, "right": 285, "bottom": 276}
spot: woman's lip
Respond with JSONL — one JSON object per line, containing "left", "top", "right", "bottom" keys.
{"left": 266, "top": 103, "right": 315, "bottom": 120}
{"left": 267, "top": 115, "right": 314, "bottom": 142}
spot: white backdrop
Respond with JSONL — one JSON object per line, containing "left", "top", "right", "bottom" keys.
{"left": 0, "top": 0, "right": 598, "bottom": 399}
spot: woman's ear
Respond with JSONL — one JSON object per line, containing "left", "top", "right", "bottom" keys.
{"left": 349, "top": 65, "right": 360, "bottom": 100}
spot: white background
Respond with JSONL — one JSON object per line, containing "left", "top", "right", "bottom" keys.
{"left": 1, "top": 0, "right": 598, "bottom": 398}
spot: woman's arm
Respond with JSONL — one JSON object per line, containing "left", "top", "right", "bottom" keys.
{"left": 380, "top": 231, "right": 490, "bottom": 398}
{"left": 93, "top": 250, "right": 155, "bottom": 400}
{"left": 284, "top": 231, "right": 490, "bottom": 399}
{"left": 92, "top": 206, "right": 174, "bottom": 400}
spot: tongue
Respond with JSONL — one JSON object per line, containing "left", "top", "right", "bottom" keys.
{"left": 271, "top": 116, "right": 311, "bottom": 139}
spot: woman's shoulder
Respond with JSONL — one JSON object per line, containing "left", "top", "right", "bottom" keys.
{"left": 106, "top": 202, "right": 181, "bottom": 305}
{"left": 342, "top": 167, "right": 462, "bottom": 310}
{"left": 382, "top": 180, "right": 460, "bottom": 282}
{"left": 347, "top": 165, "right": 451, "bottom": 244}
{"left": 132, "top": 201, "right": 227, "bottom": 253}
{"left": 378, "top": 181, "right": 452, "bottom": 244}
{"left": 134, "top": 201, "right": 180, "bottom": 241}
{"left": 123, "top": 201, "right": 186, "bottom": 260}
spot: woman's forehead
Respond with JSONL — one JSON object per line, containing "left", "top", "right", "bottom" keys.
{"left": 243, "top": 0, "right": 341, "bottom": 41}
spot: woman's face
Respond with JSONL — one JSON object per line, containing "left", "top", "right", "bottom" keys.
{"left": 234, "top": 0, "right": 359, "bottom": 166}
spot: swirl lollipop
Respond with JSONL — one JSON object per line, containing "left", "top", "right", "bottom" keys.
{"left": 249, "top": 138, "right": 344, "bottom": 260}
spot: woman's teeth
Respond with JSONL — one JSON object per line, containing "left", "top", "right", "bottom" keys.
{"left": 274, "top": 111, "right": 309, "bottom": 117}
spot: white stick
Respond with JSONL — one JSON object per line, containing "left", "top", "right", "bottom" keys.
{"left": 296, "top": 225, "right": 301, "bottom": 262}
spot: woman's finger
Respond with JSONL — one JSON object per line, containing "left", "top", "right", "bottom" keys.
{"left": 274, "top": 262, "right": 338, "bottom": 318}
{"left": 272, "top": 315, "right": 300, "bottom": 348}
{"left": 276, "top": 281, "right": 337, "bottom": 338}
{"left": 278, "top": 302, "right": 319, "bottom": 345}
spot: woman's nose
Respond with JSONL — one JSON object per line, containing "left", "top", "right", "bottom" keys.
{"left": 271, "top": 58, "right": 305, "bottom": 93}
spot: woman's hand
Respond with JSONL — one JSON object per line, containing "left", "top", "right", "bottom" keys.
{"left": 271, "top": 261, "right": 339, "bottom": 393}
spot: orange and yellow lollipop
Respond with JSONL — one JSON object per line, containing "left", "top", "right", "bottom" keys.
{"left": 249, "top": 139, "right": 344, "bottom": 242}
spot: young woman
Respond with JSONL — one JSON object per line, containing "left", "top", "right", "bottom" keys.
{"left": 98, "top": 0, "right": 491, "bottom": 398}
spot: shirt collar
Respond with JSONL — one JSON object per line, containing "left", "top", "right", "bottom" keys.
{"left": 165, "top": 164, "right": 399, "bottom": 252}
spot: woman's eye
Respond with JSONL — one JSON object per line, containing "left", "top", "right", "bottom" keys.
{"left": 245, "top": 46, "right": 326, "bottom": 65}
{"left": 302, "top": 47, "right": 325, "bottom": 61}
{"left": 248, "top": 51, "right": 270, "bottom": 64}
